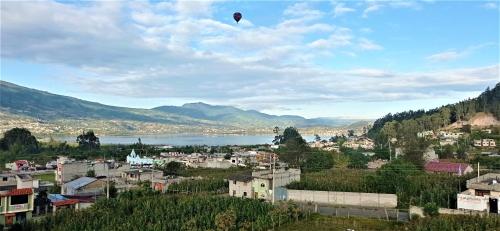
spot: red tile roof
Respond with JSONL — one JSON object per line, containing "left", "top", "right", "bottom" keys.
{"left": 424, "top": 161, "right": 470, "bottom": 174}
{"left": 6, "top": 188, "right": 33, "bottom": 196}
{"left": 53, "top": 199, "right": 79, "bottom": 207}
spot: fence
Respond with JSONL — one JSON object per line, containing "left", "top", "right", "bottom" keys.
{"left": 299, "top": 203, "right": 409, "bottom": 222}
{"left": 285, "top": 189, "right": 397, "bottom": 208}
{"left": 409, "top": 206, "right": 500, "bottom": 218}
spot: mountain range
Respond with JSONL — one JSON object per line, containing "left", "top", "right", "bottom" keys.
{"left": 0, "top": 81, "right": 369, "bottom": 135}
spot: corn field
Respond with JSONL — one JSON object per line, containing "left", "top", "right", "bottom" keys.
{"left": 286, "top": 168, "right": 470, "bottom": 209}
{"left": 167, "top": 178, "right": 229, "bottom": 194}
{"left": 24, "top": 189, "right": 303, "bottom": 231}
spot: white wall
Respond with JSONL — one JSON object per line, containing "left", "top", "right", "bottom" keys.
{"left": 457, "top": 194, "right": 489, "bottom": 211}
{"left": 286, "top": 190, "right": 397, "bottom": 208}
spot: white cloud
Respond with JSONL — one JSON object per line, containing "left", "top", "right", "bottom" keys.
{"left": 426, "top": 43, "right": 494, "bottom": 62}
{"left": 1, "top": 0, "right": 498, "bottom": 113}
{"left": 426, "top": 51, "right": 461, "bottom": 62}
{"left": 482, "top": 2, "right": 498, "bottom": 9}
{"left": 333, "top": 3, "right": 355, "bottom": 17}
{"left": 357, "top": 38, "right": 383, "bottom": 50}
{"left": 363, "top": 4, "right": 382, "bottom": 18}
{"left": 284, "top": 2, "right": 323, "bottom": 20}
{"left": 309, "top": 27, "right": 352, "bottom": 49}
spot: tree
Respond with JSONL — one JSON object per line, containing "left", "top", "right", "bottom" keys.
{"left": 281, "top": 127, "right": 305, "bottom": 145}
{"left": 162, "top": 161, "right": 184, "bottom": 176}
{"left": 76, "top": 130, "right": 100, "bottom": 151}
{"left": 86, "top": 170, "right": 96, "bottom": 177}
{"left": 302, "top": 150, "right": 333, "bottom": 172}
{"left": 314, "top": 134, "right": 321, "bottom": 142}
{"left": 0, "top": 128, "right": 38, "bottom": 153}
{"left": 333, "top": 153, "right": 349, "bottom": 169}
{"left": 347, "top": 130, "right": 355, "bottom": 137}
{"left": 215, "top": 208, "right": 236, "bottom": 231}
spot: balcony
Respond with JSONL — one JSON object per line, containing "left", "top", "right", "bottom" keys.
{"left": 8, "top": 203, "right": 29, "bottom": 212}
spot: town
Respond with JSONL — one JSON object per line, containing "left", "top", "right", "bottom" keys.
{"left": 0, "top": 105, "right": 499, "bottom": 230}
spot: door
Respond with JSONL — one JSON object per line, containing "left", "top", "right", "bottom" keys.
{"left": 490, "top": 198, "right": 498, "bottom": 214}
{"left": 5, "top": 215, "right": 14, "bottom": 225}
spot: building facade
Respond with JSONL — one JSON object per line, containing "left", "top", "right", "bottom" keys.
{"left": 457, "top": 173, "right": 500, "bottom": 214}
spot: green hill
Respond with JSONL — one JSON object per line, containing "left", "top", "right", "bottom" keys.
{"left": 368, "top": 83, "right": 500, "bottom": 141}
{"left": 0, "top": 81, "right": 359, "bottom": 133}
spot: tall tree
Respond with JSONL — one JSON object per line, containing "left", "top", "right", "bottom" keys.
{"left": 0, "top": 127, "right": 38, "bottom": 153}
{"left": 77, "top": 130, "right": 100, "bottom": 151}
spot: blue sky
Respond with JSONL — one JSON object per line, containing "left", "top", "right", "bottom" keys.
{"left": 1, "top": 0, "right": 499, "bottom": 119}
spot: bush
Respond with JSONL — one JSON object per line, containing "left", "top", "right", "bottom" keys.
{"left": 423, "top": 202, "right": 439, "bottom": 217}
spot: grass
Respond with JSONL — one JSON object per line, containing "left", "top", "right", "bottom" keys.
{"left": 278, "top": 214, "right": 403, "bottom": 231}
{"left": 33, "top": 171, "right": 56, "bottom": 183}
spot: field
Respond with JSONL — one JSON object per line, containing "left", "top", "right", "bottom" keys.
{"left": 287, "top": 166, "right": 470, "bottom": 209}
{"left": 24, "top": 190, "right": 303, "bottom": 231}
{"left": 278, "top": 214, "right": 403, "bottom": 231}
{"left": 32, "top": 171, "right": 56, "bottom": 184}
{"left": 182, "top": 167, "right": 251, "bottom": 179}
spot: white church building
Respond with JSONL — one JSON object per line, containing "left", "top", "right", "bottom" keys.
{"left": 126, "top": 149, "right": 154, "bottom": 167}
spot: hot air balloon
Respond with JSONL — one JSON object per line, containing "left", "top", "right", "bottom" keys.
{"left": 233, "top": 12, "right": 242, "bottom": 23}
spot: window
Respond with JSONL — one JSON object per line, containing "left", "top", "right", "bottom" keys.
{"left": 243, "top": 192, "right": 247, "bottom": 197}
{"left": 232, "top": 190, "right": 236, "bottom": 196}
{"left": 2, "top": 177, "right": 7, "bottom": 181}
{"left": 261, "top": 183, "right": 265, "bottom": 188}
{"left": 233, "top": 180, "right": 237, "bottom": 184}
{"left": 10, "top": 195, "right": 28, "bottom": 205}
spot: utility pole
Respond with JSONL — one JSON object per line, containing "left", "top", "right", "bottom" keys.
{"left": 105, "top": 153, "right": 109, "bottom": 199}
{"left": 271, "top": 153, "right": 276, "bottom": 205}
{"left": 388, "top": 140, "right": 392, "bottom": 161}
{"left": 477, "top": 162, "right": 480, "bottom": 181}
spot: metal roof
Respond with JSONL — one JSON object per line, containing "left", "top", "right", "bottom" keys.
{"left": 64, "top": 177, "right": 97, "bottom": 190}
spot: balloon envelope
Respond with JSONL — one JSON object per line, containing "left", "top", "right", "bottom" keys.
{"left": 233, "top": 12, "right": 242, "bottom": 23}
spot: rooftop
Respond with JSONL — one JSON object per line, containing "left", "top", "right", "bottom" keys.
{"left": 64, "top": 177, "right": 98, "bottom": 190}
{"left": 466, "top": 173, "right": 500, "bottom": 192}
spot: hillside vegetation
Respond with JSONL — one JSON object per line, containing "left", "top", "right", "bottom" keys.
{"left": 0, "top": 81, "right": 361, "bottom": 135}
{"left": 368, "top": 83, "right": 500, "bottom": 143}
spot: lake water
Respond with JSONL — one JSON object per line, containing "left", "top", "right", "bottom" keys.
{"left": 56, "top": 134, "right": 318, "bottom": 146}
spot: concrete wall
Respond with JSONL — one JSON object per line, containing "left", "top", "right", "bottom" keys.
{"left": 457, "top": 194, "right": 489, "bottom": 212}
{"left": 285, "top": 190, "right": 397, "bottom": 208}
{"left": 410, "top": 206, "right": 491, "bottom": 218}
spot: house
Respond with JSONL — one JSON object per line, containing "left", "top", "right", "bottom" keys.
{"left": 61, "top": 177, "right": 106, "bottom": 196}
{"left": 126, "top": 149, "right": 154, "bottom": 167}
{"left": 423, "top": 146, "right": 439, "bottom": 162}
{"left": 55, "top": 156, "right": 110, "bottom": 184}
{"left": 0, "top": 174, "right": 39, "bottom": 192}
{"left": 228, "top": 174, "right": 253, "bottom": 198}
{"left": 228, "top": 169, "right": 301, "bottom": 201}
{"left": 251, "top": 169, "right": 301, "bottom": 201}
{"left": 457, "top": 173, "right": 500, "bottom": 213}
{"left": 5, "top": 160, "right": 30, "bottom": 171}
{"left": 0, "top": 188, "right": 35, "bottom": 226}
{"left": 440, "top": 139, "right": 456, "bottom": 146}
{"left": 417, "top": 131, "right": 435, "bottom": 138}
{"left": 474, "top": 139, "right": 497, "bottom": 147}
{"left": 121, "top": 169, "right": 163, "bottom": 183}
{"left": 424, "top": 161, "right": 473, "bottom": 176}
{"left": 439, "top": 131, "right": 463, "bottom": 139}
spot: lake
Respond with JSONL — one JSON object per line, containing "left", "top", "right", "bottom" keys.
{"left": 56, "top": 134, "right": 319, "bottom": 146}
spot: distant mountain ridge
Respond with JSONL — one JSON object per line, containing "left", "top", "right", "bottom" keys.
{"left": 0, "top": 81, "right": 366, "bottom": 133}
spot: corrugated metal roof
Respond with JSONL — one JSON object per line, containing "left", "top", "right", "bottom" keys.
{"left": 64, "top": 177, "right": 97, "bottom": 190}
{"left": 425, "top": 161, "right": 470, "bottom": 174}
